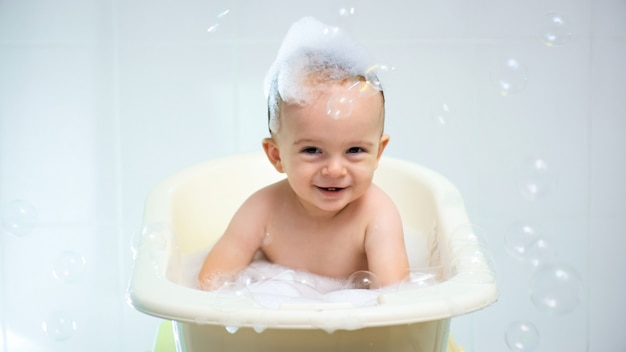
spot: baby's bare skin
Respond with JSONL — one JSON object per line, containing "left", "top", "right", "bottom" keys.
{"left": 198, "top": 81, "right": 409, "bottom": 290}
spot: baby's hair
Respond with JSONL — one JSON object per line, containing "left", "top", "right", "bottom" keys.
{"left": 263, "top": 17, "right": 386, "bottom": 134}
{"left": 265, "top": 50, "right": 386, "bottom": 134}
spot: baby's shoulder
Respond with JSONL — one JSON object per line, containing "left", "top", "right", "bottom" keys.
{"left": 244, "top": 179, "right": 288, "bottom": 207}
{"left": 357, "top": 184, "right": 399, "bottom": 215}
{"left": 363, "top": 183, "right": 395, "bottom": 205}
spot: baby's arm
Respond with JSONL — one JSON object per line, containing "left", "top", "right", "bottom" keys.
{"left": 197, "top": 191, "right": 268, "bottom": 290}
{"left": 364, "top": 187, "right": 410, "bottom": 287}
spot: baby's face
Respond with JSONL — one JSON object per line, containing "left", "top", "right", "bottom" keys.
{"left": 273, "top": 82, "right": 387, "bottom": 215}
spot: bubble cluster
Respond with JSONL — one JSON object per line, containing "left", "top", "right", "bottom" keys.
{"left": 490, "top": 57, "right": 529, "bottom": 96}
{"left": 530, "top": 262, "right": 583, "bottom": 315}
{"left": 537, "top": 12, "right": 572, "bottom": 47}
{"left": 505, "top": 321, "right": 540, "bottom": 351}
{"left": 52, "top": 250, "right": 87, "bottom": 284}
{"left": 42, "top": 310, "right": 77, "bottom": 341}
{"left": 1, "top": 200, "right": 38, "bottom": 236}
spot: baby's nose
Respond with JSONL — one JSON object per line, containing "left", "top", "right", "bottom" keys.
{"left": 322, "top": 158, "right": 347, "bottom": 177}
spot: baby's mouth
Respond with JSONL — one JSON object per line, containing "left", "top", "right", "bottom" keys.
{"left": 317, "top": 186, "right": 345, "bottom": 192}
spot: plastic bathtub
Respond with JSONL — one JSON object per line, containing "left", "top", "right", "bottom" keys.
{"left": 128, "top": 152, "right": 497, "bottom": 352}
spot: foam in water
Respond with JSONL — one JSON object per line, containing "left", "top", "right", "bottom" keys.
{"left": 264, "top": 16, "right": 379, "bottom": 133}
{"left": 180, "top": 228, "right": 441, "bottom": 310}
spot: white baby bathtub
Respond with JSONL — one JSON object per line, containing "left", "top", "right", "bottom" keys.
{"left": 128, "top": 152, "right": 497, "bottom": 352}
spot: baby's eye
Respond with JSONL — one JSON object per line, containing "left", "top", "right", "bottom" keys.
{"left": 347, "top": 147, "right": 365, "bottom": 154}
{"left": 301, "top": 147, "right": 321, "bottom": 154}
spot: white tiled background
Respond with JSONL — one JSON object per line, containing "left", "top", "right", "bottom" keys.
{"left": 1, "top": 0, "right": 624, "bottom": 351}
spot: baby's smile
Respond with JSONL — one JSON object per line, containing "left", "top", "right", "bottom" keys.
{"left": 318, "top": 186, "right": 344, "bottom": 192}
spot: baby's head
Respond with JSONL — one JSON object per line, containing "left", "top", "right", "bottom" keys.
{"left": 264, "top": 17, "right": 386, "bottom": 135}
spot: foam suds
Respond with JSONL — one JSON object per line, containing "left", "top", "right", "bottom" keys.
{"left": 180, "top": 228, "right": 442, "bottom": 310}
{"left": 264, "top": 17, "right": 380, "bottom": 132}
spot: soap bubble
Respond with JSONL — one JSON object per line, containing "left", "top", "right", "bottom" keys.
{"left": 530, "top": 262, "right": 583, "bottom": 315}
{"left": 327, "top": 92, "right": 354, "bottom": 119}
{"left": 505, "top": 321, "right": 540, "bottom": 351}
{"left": 52, "top": 250, "right": 87, "bottom": 284}
{"left": 42, "top": 310, "right": 78, "bottom": 341}
{"left": 1, "top": 200, "right": 38, "bottom": 236}
{"left": 346, "top": 271, "right": 381, "bottom": 289}
{"left": 364, "top": 63, "right": 394, "bottom": 92}
{"left": 431, "top": 100, "right": 454, "bottom": 126}
{"left": 504, "top": 224, "right": 541, "bottom": 260}
{"left": 338, "top": 4, "right": 356, "bottom": 18}
{"left": 524, "top": 237, "right": 554, "bottom": 268}
{"left": 537, "top": 12, "right": 572, "bottom": 47}
{"left": 139, "top": 222, "right": 170, "bottom": 249}
{"left": 517, "top": 157, "right": 558, "bottom": 201}
{"left": 450, "top": 245, "right": 496, "bottom": 283}
{"left": 490, "top": 57, "right": 529, "bottom": 96}
{"left": 207, "top": 9, "right": 230, "bottom": 34}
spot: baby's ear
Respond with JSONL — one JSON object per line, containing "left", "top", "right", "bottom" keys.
{"left": 377, "top": 134, "right": 390, "bottom": 160}
{"left": 262, "top": 138, "right": 285, "bottom": 173}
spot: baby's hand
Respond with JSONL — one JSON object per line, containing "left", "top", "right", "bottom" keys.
{"left": 198, "top": 272, "right": 236, "bottom": 291}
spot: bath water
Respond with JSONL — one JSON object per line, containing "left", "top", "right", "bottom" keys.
{"left": 177, "top": 228, "right": 442, "bottom": 309}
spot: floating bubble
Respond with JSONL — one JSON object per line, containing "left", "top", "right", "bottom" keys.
{"left": 530, "top": 262, "right": 583, "bottom": 315}
{"left": 52, "top": 250, "right": 87, "bottom": 284}
{"left": 364, "top": 63, "right": 395, "bottom": 92}
{"left": 327, "top": 93, "right": 354, "bottom": 119}
{"left": 1, "top": 200, "right": 38, "bottom": 236}
{"left": 450, "top": 245, "right": 496, "bottom": 283}
{"left": 517, "top": 157, "right": 558, "bottom": 201}
{"left": 490, "top": 57, "right": 529, "bottom": 96}
{"left": 42, "top": 310, "right": 78, "bottom": 341}
{"left": 505, "top": 321, "right": 540, "bottom": 351}
{"left": 431, "top": 100, "right": 454, "bottom": 126}
{"left": 346, "top": 270, "right": 381, "bottom": 289}
{"left": 207, "top": 9, "right": 230, "bottom": 33}
{"left": 537, "top": 12, "right": 572, "bottom": 47}
{"left": 504, "top": 224, "right": 542, "bottom": 260}
{"left": 524, "top": 237, "right": 554, "bottom": 268}
{"left": 338, "top": 4, "right": 356, "bottom": 18}
{"left": 139, "top": 222, "right": 170, "bottom": 249}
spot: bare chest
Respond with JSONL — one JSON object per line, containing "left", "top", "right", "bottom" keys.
{"left": 260, "top": 218, "right": 368, "bottom": 279}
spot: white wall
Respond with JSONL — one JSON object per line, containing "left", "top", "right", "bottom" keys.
{"left": 1, "top": 0, "right": 624, "bottom": 351}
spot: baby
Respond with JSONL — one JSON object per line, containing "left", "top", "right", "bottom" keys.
{"left": 198, "top": 17, "right": 409, "bottom": 291}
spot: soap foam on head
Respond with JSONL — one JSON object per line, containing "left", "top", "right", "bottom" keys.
{"left": 264, "top": 17, "right": 381, "bottom": 133}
